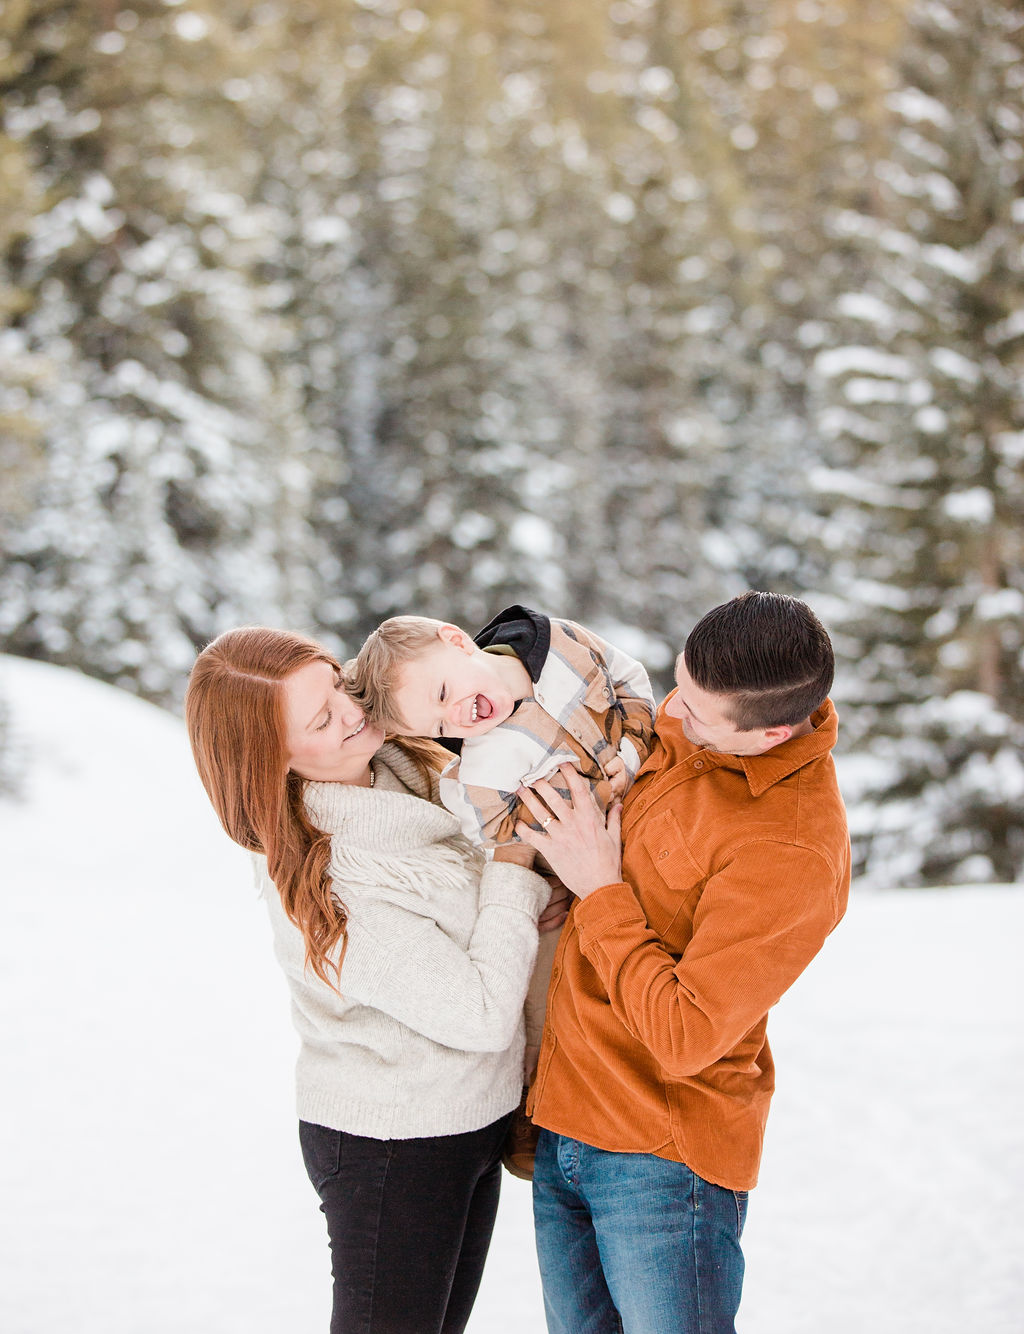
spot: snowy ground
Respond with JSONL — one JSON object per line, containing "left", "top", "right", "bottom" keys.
{"left": 1, "top": 655, "right": 1021, "bottom": 1333}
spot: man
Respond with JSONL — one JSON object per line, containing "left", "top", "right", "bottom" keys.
{"left": 517, "top": 591, "right": 850, "bottom": 1334}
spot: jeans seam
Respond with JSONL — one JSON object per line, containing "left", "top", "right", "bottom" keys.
{"left": 361, "top": 1143, "right": 393, "bottom": 1334}
{"left": 691, "top": 1167, "right": 705, "bottom": 1334}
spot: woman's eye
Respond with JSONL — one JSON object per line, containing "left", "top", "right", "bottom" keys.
{"left": 316, "top": 710, "right": 332, "bottom": 732}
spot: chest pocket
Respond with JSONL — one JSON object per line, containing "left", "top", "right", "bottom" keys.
{"left": 637, "top": 808, "right": 707, "bottom": 954}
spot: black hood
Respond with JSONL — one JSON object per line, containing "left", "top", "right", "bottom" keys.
{"left": 473, "top": 604, "right": 551, "bottom": 682}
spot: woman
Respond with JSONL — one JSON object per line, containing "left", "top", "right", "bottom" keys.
{"left": 184, "top": 626, "right": 553, "bottom": 1334}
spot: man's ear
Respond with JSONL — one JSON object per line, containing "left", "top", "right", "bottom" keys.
{"left": 759, "top": 724, "right": 794, "bottom": 753}
{"left": 437, "top": 624, "right": 476, "bottom": 655}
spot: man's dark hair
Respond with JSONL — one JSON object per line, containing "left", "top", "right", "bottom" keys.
{"left": 683, "top": 591, "right": 834, "bottom": 731}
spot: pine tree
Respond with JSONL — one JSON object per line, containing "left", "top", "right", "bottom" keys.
{"left": 0, "top": 0, "right": 316, "bottom": 703}
{"left": 810, "top": 0, "right": 1024, "bottom": 884}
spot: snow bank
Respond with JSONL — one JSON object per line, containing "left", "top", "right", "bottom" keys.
{"left": 1, "top": 656, "right": 1021, "bottom": 1333}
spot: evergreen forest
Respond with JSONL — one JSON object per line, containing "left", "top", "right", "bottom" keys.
{"left": 2, "top": 0, "right": 1022, "bottom": 886}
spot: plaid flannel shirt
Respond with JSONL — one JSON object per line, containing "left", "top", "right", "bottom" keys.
{"left": 439, "top": 617, "right": 656, "bottom": 848}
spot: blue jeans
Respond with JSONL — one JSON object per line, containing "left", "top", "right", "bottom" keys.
{"left": 533, "top": 1130, "right": 747, "bottom": 1334}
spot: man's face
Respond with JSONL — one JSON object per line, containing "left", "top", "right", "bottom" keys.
{"left": 663, "top": 655, "right": 783, "bottom": 756}
{"left": 390, "top": 630, "right": 518, "bottom": 740}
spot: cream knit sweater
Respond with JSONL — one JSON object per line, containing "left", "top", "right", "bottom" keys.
{"left": 257, "top": 743, "right": 550, "bottom": 1139}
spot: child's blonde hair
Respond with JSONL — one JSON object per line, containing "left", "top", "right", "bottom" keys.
{"left": 350, "top": 615, "right": 453, "bottom": 732}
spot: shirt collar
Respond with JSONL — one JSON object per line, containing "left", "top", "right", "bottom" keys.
{"left": 650, "top": 697, "right": 839, "bottom": 797}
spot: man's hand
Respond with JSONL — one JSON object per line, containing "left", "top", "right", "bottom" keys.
{"left": 516, "top": 765, "right": 623, "bottom": 899}
{"left": 605, "top": 754, "right": 628, "bottom": 800}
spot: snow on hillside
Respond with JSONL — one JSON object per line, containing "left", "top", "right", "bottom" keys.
{"left": 1, "top": 655, "right": 1021, "bottom": 1333}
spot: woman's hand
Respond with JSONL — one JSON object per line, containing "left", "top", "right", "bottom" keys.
{"left": 492, "top": 842, "right": 535, "bottom": 868}
{"left": 536, "top": 875, "right": 573, "bottom": 933}
{"left": 516, "top": 765, "right": 623, "bottom": 900}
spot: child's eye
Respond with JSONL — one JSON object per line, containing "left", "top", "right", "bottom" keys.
{"left": 316, "top": 710, "right": 332, "bottom": 732}
{"left": 437, "top": 722, "right": 444, "bottom": 739}
{"left": 440, "top": 684, "right": 447, "bottom": 703}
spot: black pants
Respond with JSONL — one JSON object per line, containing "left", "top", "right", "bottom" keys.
{"left": 299, "top": 1113, "right": 512, "bottom": 1334}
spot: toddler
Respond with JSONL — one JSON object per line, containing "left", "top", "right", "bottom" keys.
{"left": 351, "top": 604, "right": 656, "bottom": 1163}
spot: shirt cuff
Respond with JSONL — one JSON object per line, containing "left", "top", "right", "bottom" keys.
{"left": 573, "top": 879, "right": 647, "bottom": 950}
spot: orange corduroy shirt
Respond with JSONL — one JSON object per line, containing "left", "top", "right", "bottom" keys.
{"left": 528, "top": 694, "right": 851, "bottom": 1191}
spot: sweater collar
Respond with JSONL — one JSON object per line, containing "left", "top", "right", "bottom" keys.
{"left": 301, "top": 743, "right": 459, "bottom": 847}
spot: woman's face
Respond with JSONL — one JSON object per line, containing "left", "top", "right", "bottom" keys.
{"left": 282, "top": 660, "right": 384, "bottom": 784}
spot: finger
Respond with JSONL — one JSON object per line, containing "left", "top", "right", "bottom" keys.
{"left": 538, "top": 897, "right": 569, "bottom": 925}
{"left": 515, "top": 820, "right": 546, "bottom": 850}
{"left": 606, "top": 801, "right": 622, "bottom": 843}
{"left": 519, "top": 784, "right": 569, "bottom": 830}
{"left": 530, "top": 773, "right": 575, "bottom": 815}
{"left": 558, "top": 764, "right": 595, "bottom": 801}
{"left": 556, "top": 764, "right": 605, "bottom": 817}
{"left": 518, "top": 785, "right": 556, "bottom": 824}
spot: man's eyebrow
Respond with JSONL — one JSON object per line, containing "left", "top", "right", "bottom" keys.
{"left": 673, "top": 655, "right": 708, "bottom": 724}
{"left": 679, "top": 695, "right": 707, "bottom": 725}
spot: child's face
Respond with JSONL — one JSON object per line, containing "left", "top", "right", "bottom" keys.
{"left": 391, "top": 631, "right": 519, "bottom": 740}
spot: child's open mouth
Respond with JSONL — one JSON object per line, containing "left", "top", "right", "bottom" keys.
{"left": 471, "top": 695, "right": 495, "bottom": 725}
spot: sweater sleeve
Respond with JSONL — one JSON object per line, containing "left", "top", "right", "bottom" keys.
{"left": 571, "top": 841, "right": 845, "bottom": 1077}
{"left": 336, "top": 860, "right": 550, "bottom": 1052}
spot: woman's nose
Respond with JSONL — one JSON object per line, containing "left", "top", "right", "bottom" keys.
{"left": 340, "top": 697, "right": 364, "bottom": 727}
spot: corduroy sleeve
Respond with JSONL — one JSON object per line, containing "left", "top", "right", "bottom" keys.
{"left": 571, "top": 840, "right": 845, "bottom": 1078}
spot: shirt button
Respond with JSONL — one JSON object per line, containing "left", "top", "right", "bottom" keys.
{"left": 693, "top": 759, "right": 704, "bottom": 769}
{"left": 658, "top": 850, "right": 669, "bottom": 860}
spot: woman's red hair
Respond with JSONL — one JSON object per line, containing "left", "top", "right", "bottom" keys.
{"left": 184, "top": 626, "right": 446, "bottom": 989}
